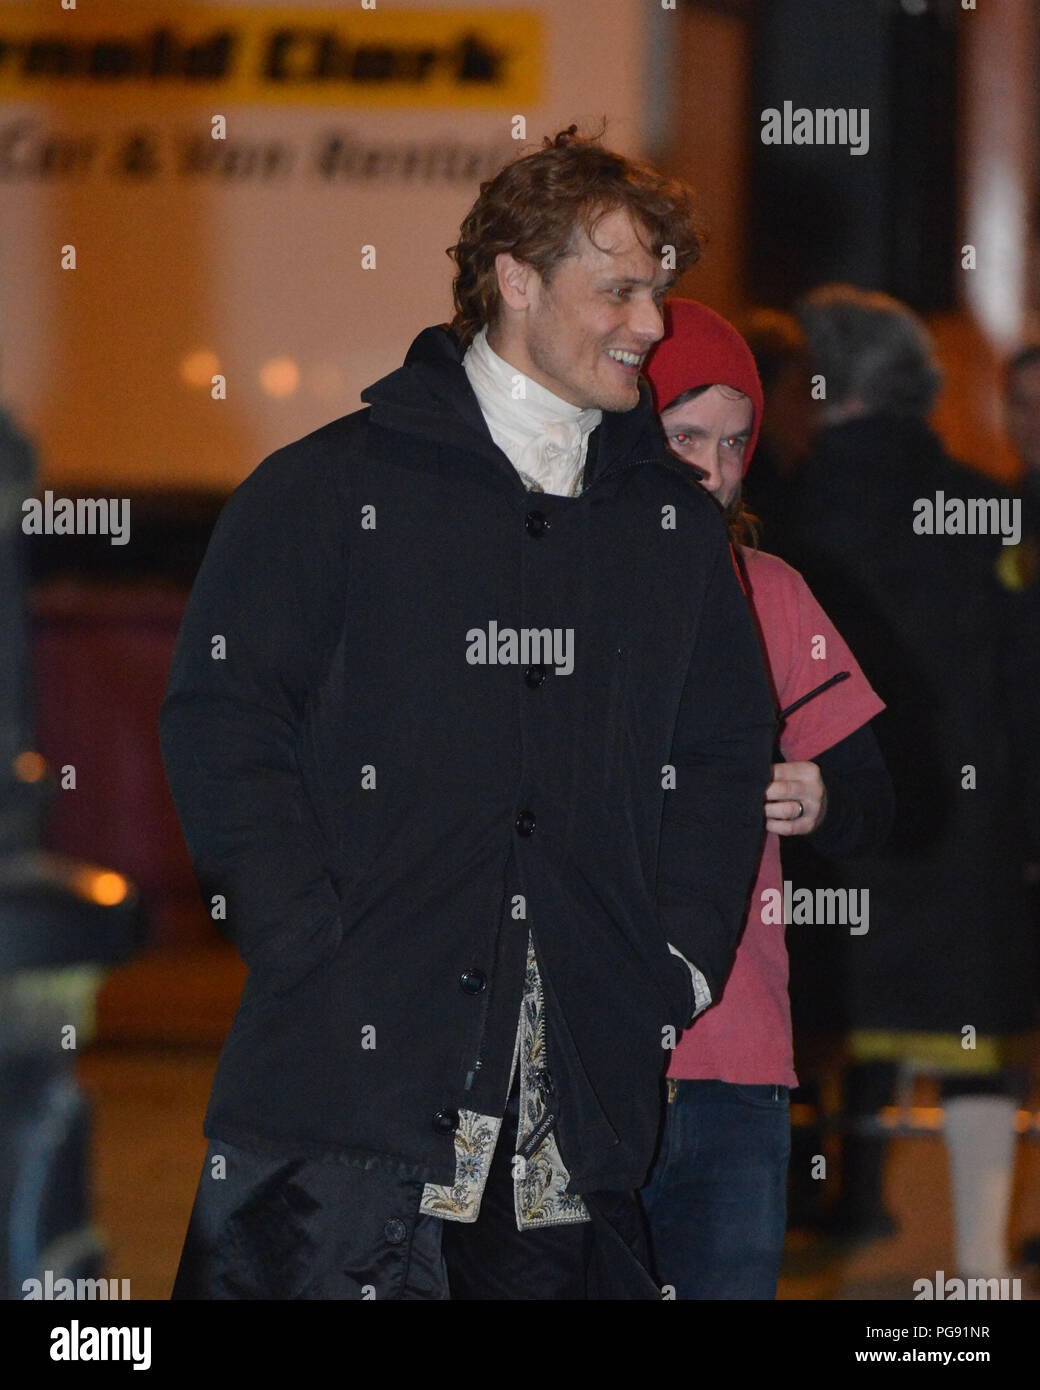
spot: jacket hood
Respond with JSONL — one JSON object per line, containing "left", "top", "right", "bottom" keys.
{"left": 360, "top": 324, "right": 670, "bottom": 490}
{"left": 643, "top": 300, "right": 764, "bottom": 476}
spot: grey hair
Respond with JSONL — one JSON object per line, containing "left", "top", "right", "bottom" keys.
{"left": 795, "top": 283, "right": 942, "bottom": 418}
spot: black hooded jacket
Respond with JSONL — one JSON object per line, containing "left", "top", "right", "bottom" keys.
{"left": 158, "top": 325, "right": 776, "bottom": 1192}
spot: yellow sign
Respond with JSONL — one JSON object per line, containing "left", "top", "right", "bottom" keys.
{"left": 0, "top": 4, "right": 541, "bottom": 107}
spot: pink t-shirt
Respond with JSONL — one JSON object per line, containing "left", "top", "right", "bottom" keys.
{"left": 668, "top": 546, "right": 885, "bottom": 1086}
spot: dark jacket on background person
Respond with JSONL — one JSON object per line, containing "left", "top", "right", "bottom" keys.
{"left": 158, "top": 325, "right": 776, "bottom": 1199}
{"left": 779, "top": 414, "right": 1040, "bottom": 1038}
{"left": 0, "top": 408, "right": 37, "bottom": 853}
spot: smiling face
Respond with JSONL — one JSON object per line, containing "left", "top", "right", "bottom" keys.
{"left": 659, "top": 385, "right": 754, "bottom": 508}
{"left": 487, "top": 206, "right": 673, "bottom": 413}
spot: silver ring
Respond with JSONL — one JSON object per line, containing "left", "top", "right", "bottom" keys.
{"left": 794, "top": 801, "right": 805, "bottom": 819}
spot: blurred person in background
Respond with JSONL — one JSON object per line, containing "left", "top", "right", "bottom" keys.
{"left": 1002, "top": 344, "right": 1040, "bottom": 916}
{"left": 639, "top": 300, "right": 891, "bottom": 1299}
{"left": 0, "top": 400, "right": 37, "bottom": 852}
{"left": 1004, "top": 344, "right": 1040, "bottom": 558}
{"left": 737, "top": 308, "right": 816, "bottom": 547}
{"left": 1002, "top": 342, "right": 1040, "bottom": 1280}
{"left": 782, "top": 284, "right": 1040, "bottom": 1281}
{"left": 0, "top": 396, "right": 125, "bottom": 1300}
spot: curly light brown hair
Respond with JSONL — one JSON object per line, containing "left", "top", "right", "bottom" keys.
{"left": 447, "top": 125, "right": 705, "bottom": 348}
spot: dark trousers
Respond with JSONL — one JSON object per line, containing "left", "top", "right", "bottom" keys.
{"left": 439, "top": 1079, "right": 590, "bottom": 1299}
{"left": 172, "top": 1081, "right": 656, "bottom": 1300}
{"left": 641, "top": 1079, "right": 791, "bottom": 1300}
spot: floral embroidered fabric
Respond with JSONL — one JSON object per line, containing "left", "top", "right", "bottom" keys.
{"left": 419, "top": 933, "right": 589, "bottom": 1230}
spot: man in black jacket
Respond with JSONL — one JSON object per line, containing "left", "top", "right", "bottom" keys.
{"left": 161, "top": 128, "right": 776, "bottom": 1300}
{"left": 782, "top": 284, "right": 1040, "bottom": 1275}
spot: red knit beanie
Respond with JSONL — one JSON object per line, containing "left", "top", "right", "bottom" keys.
{"left": 643, "top": 299, "right": 764, "bottom": 476}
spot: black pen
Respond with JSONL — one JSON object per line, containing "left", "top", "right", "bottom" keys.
{"left": 778, "top": 670, "right": 850, "bottom": 722}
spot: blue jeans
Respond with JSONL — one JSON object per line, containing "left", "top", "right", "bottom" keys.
{"left": 640, "top": 1079, "right": 791, "bottom": 1299}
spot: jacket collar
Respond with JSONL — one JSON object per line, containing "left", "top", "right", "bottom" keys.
{"left": 361, "top": 324, "right": 669, "bottom": 493}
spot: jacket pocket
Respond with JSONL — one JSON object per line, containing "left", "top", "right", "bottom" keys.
{"left": 244, "top": 912, "right": 344, "bottom": 1008}
{"left": 731, "top": 1083, "right": 789, "bottom": 1110}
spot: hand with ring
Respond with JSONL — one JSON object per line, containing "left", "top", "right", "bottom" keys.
{"left": 765, "top": 761, "right": 827, "bottom": 836}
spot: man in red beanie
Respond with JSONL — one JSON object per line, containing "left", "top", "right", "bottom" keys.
{"left": 640, "top": 300, "right": 893, "bottom": 1299}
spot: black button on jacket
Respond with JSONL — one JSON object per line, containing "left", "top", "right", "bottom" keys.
{"left": 158, "top": 325, "right": 776, "bottom": 1193}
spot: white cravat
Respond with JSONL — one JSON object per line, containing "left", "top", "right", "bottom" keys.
{"left": 463, "top": 326, "right": 602, "bottom": 497}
